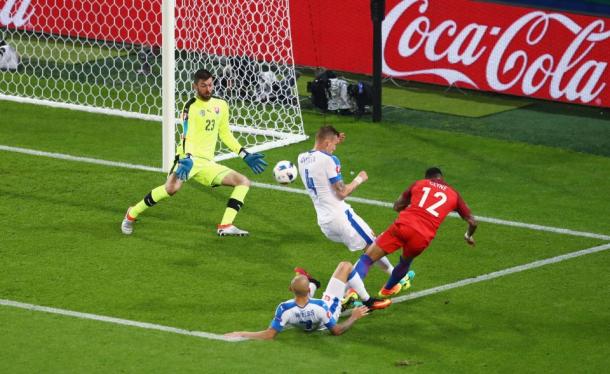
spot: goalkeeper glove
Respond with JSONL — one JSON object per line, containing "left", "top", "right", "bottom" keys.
{"left": 239, "top": 148, "right": 268, "bottom": 174}
{"left": 175, "top": 155, "right": 193, "bottom": 181}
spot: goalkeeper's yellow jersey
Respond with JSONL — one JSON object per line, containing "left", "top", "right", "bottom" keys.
{"left": 180, "top": 96, "right": 242, "bottom": 160}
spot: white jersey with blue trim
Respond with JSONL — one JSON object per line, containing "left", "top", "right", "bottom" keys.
{"left": 297, "top": 150, "right": 351, "bottom": 224}
{"left": 269, "top": 298, "right": 339, "bottom": 332}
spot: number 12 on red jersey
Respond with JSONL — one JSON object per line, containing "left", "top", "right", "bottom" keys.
{"left": 417, "top": 187, "right": 447, "bottom": 217}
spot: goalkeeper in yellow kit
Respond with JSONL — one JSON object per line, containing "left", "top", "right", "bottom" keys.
{"left": 121, "top": 69, "right": 267, "bottom": 236}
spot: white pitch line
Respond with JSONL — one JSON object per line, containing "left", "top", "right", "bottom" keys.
{"left": 392, "top": 242, "right": 610, "bottom": 304}
{"left": 0, "top": 145, "right": 162, "bottom": 173}
{"left": 257, "top": 188, "right": 610, "bottom": 241}
{"left": 0, "top": 299, "right": 245, "bottom": 342}
{"left": 1, "top": 144, "right": 609, "bottom": 241}
{"left": 466, "top": 215, "right": 610, "bottom": 241}
{"left": 2, "top": 243, "right": 609, "bottom": 341}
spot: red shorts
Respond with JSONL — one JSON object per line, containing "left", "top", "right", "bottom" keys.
{"left": 375, "top": 222, "right": 430, "bottom": 258}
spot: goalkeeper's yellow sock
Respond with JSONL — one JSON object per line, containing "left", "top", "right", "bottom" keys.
{"left": 220, "top": 185, "right": 249, "bottom": 225}
{"left": 130, "top": 185, "right": 170, "bottom": 219}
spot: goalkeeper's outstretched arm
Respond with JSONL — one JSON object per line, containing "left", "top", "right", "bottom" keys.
{"left": 217, "top": 102, "right": 267, "bottom": 174}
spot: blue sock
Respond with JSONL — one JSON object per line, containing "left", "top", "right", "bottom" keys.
{"left": 348, "top": 254, "right": 374, "bottom": 281}
{"left": 384, "top": 256, "right": 413, "bottom": 289}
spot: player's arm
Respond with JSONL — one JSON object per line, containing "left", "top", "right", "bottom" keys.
{"left": 332, "top": 171, "right": 368, "bottom": 200}
{"left": 171, "top": 99, "right": 195, "bottom": 181}
{"left": 328, "top": 306, "right": 369, "bottom": 336}
{"left": 393, "top": 183, "right": 415, "bottom": 212}
{"left": 456, "top": 194, "right": 478, "bottom": 246}
{"left": 464, "top": 216, "right": 478, "bottom": 246}
{"left": 179, "top": 98, "right": 196, "bottom": 155}
{"left": 224, "top": 328, "right": 278, "bottom": 340}
{"left": 216, "top": 103, "right": 267, "bottom": 174}
{"left": 393, "top": 192, "right": 410, "bottom": 212}
{"left": 226, "top": 303, "right": 284, "bottom": 340}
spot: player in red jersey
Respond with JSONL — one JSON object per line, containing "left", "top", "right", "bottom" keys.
{"left": 346, "top": 167, "right": 478, "bottom": 302}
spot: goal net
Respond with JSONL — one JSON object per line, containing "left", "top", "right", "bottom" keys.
{"left": 0, "top": 0, "right": 305, "bottom": 169}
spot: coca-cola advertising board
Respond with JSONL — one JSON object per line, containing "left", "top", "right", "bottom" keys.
{"left": 2, "top": 0, "right": 609, "bottom": 107}
{"left": 292, "top": 0, "right": 610, "bottom": 108}
{"left": 381, "top": 0, "right": 610, "bottom": 107}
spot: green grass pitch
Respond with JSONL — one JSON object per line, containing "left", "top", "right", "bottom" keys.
{"left": 1, "top": 98, "right": 609, "bottom": 373}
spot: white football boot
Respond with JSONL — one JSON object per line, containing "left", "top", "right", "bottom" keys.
{"left": 217, "top": 224, "right": 249, "bottom": 237}
{"left": 121, "top": 207, "right": 136, "bottom": 235}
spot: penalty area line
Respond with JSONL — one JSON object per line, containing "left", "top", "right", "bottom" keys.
{"left": 0, "top": 145, "right": 162, "bottom": 173}
{"left": 392, "top": 242, "right": 610, "bottom": 304}
{"left": 1, "top": 144, "right": 609, "bottom": 241}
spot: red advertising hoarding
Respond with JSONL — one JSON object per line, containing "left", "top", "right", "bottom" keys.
{"left": 1, "top": 0, "right": 161, "bottom": 45}
{"left": 2, "top": 0, "right": 609, "bottom": 107}
{"left": 292, "top": 0, "right": 610, "bottom": 107}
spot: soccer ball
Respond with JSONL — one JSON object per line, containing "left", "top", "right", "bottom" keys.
{"left": 273, "top": 160, "right": 298, "bottom": 184}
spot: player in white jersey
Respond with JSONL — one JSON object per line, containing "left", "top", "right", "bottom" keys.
{"left": 297, "top": 126, "right": 412, "bottom": 288}
{"left": 224, "top": 262, "right": 390, "bottom": 340}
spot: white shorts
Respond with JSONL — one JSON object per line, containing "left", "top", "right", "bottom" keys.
{"left": 322, "top": 277, "right": 345, "bottom": 321}
{"left": 319, "top": 208, "right": 375, "bottom": 251}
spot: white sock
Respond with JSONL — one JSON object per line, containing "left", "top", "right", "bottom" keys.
{"left": 347, "top": 273, "right": 370, "bottom": 301}
{"left": 375, "top": 256, "right": 394, "bottom": 275}
{"left": 308, "top": 282, "right": 317, "bottom": 298}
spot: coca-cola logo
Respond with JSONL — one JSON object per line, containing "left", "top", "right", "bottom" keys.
{"left": 383, "top": 0, "right": 610, "bottom": 104}
{"left": 0, "top": 0, "right": 34, "bottom": 27}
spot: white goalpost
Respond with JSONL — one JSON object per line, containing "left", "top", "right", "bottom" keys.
{"left": 0, "top": 0, "right": 306, "bottom": 172}
{"left": 162, "top": 0, "right": 176, "bottom": 172}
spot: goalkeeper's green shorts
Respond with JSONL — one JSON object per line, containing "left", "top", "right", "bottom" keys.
{"left": 187, "top": 157, "right": 233, "bottom": 187}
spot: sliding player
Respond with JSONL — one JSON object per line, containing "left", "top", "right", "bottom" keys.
{"left": 224, "top": 262, "right": 390, "bottom": 340}
{"left": 121, "top": 68, "right": 267, "bottom": 237}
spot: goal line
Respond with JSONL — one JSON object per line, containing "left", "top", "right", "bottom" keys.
{"left": 0, "top": 95, "right": 308, "bottom": 162}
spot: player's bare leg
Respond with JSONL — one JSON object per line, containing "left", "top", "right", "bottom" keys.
{"left": 122, "top": 173, "right": 183, "bottom": 235}
{"left": 164, "top": 173, "right": 184, "bottom": 195}
{"left": 217, "top": 171, "right": 251, "bottom": 236}
{"left": 332, "top": 261, "right": 354, "bottom": 283}
{"left": 364, "top": 243, "right": 387, "bottom": 262}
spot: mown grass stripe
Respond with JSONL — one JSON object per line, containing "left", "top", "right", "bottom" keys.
{"left": 2, "top": 243, "right": 608, "bottom": 341}
{"left": 2, "top": 144, "right": 609, "bottom": 241}
{"left": 392, "top": 243, "right": 610, "bottom": 304}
